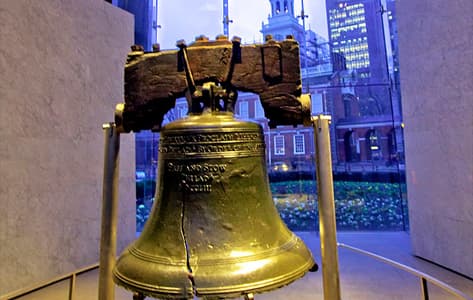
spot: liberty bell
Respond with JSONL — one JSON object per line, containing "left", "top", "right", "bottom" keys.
{"left": 113, "top": 35, "right": 316, "bottom": 299}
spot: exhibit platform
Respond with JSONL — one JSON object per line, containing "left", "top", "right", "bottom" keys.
{"left": 5, "top": 232, "right": 473, "bottom": 300}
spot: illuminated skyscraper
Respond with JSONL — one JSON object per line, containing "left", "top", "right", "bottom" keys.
{"left": 326, "top": 0, "right": 389, "bottom": 82}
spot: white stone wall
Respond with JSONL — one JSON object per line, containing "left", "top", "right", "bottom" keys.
{"left": 397, "top": 0, "right": 473, "bottom": 277}
{"left": 0, "top": 0, "right": 136, "bottom": 294}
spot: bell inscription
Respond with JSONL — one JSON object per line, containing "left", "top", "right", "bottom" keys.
{"left": 159, "top": 131, "right": 265, "bottom": 157}
{"left": 166, "top": 162, "right": 228, "bottom": 193}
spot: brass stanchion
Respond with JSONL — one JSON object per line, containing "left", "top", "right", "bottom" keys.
{"left": 313, "top": 115, "right": 341, "bottom": 300}
{"left": 99, "top": 123, "right": 120, "bottom": 300}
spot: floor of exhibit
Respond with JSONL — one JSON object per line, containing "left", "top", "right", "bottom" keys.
{"left": 5, "top": 232, "right": 473, "bottom": 300}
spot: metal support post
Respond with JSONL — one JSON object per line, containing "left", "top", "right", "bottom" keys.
{"left": 99, "top": 123, "right": 121, "bottom": 300}
{"left": 68, "top": 273, "right": 76, "bottom": 300}
{"left": 312, "top": 115, "right": 341, "bottom": 300}
{"left": 420, "top": 277, "right": 430, "bottom": 300}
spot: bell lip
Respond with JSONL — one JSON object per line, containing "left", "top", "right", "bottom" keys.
{"left": 193, "top": 256, "right": 315, "bottom": 297}
{"left": 113, "top": 238, "right": 315, "bottom": 299}
{"left": 113, "top": 256, "right": 315, "bottom": 299}
{"left": 112, "top": 246, "right": 192, "bottom": 299}
{"left": 190, "top": 236, "right": 315, "bottom": 297}
{"left": 113, "top": 267, "right": 193, "bottom": 299}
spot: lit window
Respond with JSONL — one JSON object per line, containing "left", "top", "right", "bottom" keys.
{"left": 368, "top": 130, "right": 381, "bottom": 160}
{"left": 293, "top": 134, "right": 305, "bottom": 154}
{"left": 369, "top": 131, "right": 379, "bottom": 150}
{"left": 274, "top": 135, "right": 285, "bottom": 155}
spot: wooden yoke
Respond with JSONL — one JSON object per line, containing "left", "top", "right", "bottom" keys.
{"left": 115, "top": 35, "right": 311, "bottom": 133}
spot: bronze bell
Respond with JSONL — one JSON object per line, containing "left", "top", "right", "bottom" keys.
{"left": 113, "top": 110, "right": 315, "bottom": 299}
{"left": 113, "top": 38, "right": 316, "bottom": 299}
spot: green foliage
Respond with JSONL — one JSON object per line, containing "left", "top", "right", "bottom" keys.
{"left": 274, "top": 194, "right": 317, "bottom": 231}
{"left": 273, "top": 181, "right": 408, "bottom": 231}
{"left": 270, "top": 180, "right": 316, "bottom": 194}
{"left": 136, "top": 180, "right": 408, "bottom": 232}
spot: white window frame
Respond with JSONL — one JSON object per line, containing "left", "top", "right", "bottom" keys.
{"left": 274, "top": 135, "right": 285, "bottom": 155}
{"left": 293, "top": 134, "right": 305, "bottom": 155}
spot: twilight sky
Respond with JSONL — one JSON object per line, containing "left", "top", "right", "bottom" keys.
{"left": 157, "top": 0, "right": 328, "bottom": 49}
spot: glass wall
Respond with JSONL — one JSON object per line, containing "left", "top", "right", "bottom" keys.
{"left": 133, "top": 0, "right": 408, "bottom": 233}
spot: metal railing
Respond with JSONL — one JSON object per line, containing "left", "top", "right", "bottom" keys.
{"left": 0, "top": 264, "right": 99, "bottom": 300}
{"left": 338, "top": 243, "right": 473, "bottom": 300}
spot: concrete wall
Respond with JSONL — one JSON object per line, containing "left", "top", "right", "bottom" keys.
{"left": 397, "top": 0, "right": 473, "bottom": 277}
{"left": 0, "top": 0, "right": 136, "bottom": 294}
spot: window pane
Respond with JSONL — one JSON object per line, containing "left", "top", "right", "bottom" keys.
{"left": 294, "top": 134, "right": 305, "bottom": 155}
{"left": 274, "top": 135, "right": 285, "bottom": 155}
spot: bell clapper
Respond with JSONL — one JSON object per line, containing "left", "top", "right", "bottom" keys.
{"left": 244, "top": 293, "right": 255, "bottom": 300}
{"left": 132, "top": 292, "right": 145, "bottom": 300}
{"left": 309, "top": 262, "right": 319, "bottom": 272}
